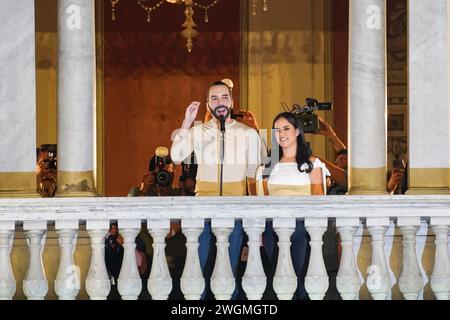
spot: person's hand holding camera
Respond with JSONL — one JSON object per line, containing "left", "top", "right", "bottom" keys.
{"left": 139, "top": 172, "right": 155, "bottom": 196}
{"left": 36, "top": 158, "right": 48, "bottom": 178}
{"left": 317, "top": 117, "right": 335, "bottom": 137}
{"left": 317, "top": 117, "right": 346, "bottom": 153}
{"left": 387, "top": 167, "right": 405, "bottom": 194}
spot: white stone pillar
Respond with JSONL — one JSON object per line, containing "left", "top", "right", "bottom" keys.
{"left": 336, "top": 218, "right": 362, "bottom": 300}
{"left": 54, "top": 220, "right": 80, "bottom": 300}
{"left": 211, "top": 219, "right": 235, "bottom": 300}
{"left": 430, "top": 218, "right": 450, "bottom": 300}
{"left": 147, "top": 219, "right": 172, "bottom": 300}
{"left": 23, "top": 221, "right": 48, "bottom": 300}
{"left": 0, "top": 0, "right": 37, "bottom": 197}
{"left": 0, "top": 222, "right": 16, "bottom": 300}
{"left": 181, "top": 219, "right": 205, "bottom": 300}
{"left": 272, "top": 218, "right": 297, "bottom": 300}
{"left": 348, "top": 0, "right": 387, "bottom": 194}
{"left": 57, "top": 0, "right": 97, "bottom": 196}
{"left": 85, "top": 220, "right": 111, "bottom": 300}
{"left": 117, "top": 220, "right": 142, "bottom": 300}
{"left": 304, "top": 218, "right": 329, "bottom": 300}
{"left": 242, "top": 218, "right": 266, "bottom": 300}
{"left": 408, "top": 0, "right": 450, "bottom": 194}
{"left": 366, "top": 218, "right": 391, "bottom": 300}
{"left": 397, "top": 217, "right": 423, "bottom": 300}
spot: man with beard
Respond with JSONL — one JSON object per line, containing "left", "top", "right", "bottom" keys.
{"left": 171, "top": 80, "right": 264, "bottom": 299}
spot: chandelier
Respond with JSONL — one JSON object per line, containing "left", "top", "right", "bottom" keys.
{"left": 110, "top": 0, "right": 269, "bottom": 53}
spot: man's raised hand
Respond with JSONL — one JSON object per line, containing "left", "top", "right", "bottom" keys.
{"left": 183, "top": 101, "right": 201, "bottom": 128}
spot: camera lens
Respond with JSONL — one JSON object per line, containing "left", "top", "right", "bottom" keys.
{"left": 156, "top": 170, "right": 172, "bottom": 187}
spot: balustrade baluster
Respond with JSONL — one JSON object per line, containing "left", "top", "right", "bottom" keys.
{"left": 211, "top": 218, "right": 235, "bottom": 300}
{"left": 430, "top": 218, "right": 450, "bottom": 300}
{"left": 54, "top": 220, "right": 80, "bottom": 300}
{"left": 23, "top": 221, "right": 48, "bottom": 300}
{"left": 336, "top": 218, "right": 362, "bottom": 300}
{"left": 242, "top": 218, "right": 266, "bottom": 300}
{"left": 366, "top": 218, "right": 391, "bottom": 300}
{"left": 117, "top": 220, "right": 142, "bottom": 300}
{"left": 398, "top": 217, "right": 423, "bottom": 300}
{"left": 85, "top": 220, "right": 110, "bottom": 300}
{"left": 148, "top": 219, "right": 172, "bottom": 300}
{"left": 273, "top": 218, "right": 296, "bottom": 300}
{"left": 180, "top": 219, "right": 204, "bottom": 300}
{"left": 0, "top": 222, "right": 16, "bottom": 300}
{"left": 304, "top": 218, "right": 329, "bottom": 300}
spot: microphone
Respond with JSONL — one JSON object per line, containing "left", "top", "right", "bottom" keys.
{"left": 219, "top": 115, "right": 226, "bottom": 133}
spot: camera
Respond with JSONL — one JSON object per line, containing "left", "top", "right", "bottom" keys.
{"left": 290, "top": 98, "right": 332, "bottom": 133}
{"left": 37, "top": 144, "right": 57, "bottom": 170}
{"left": 393, "top": 157, "right": 405, "bottom": 170}
{"left": 149, "top": 147, "right": 173, "bottom": 188}
{"left": 43, "top": 152, "right": 57, "bottom": 170}
{"left": 181, "top": 152, "right": 197, "bottom": 181}
{"left": 153, "top": 156, "right": 172, "bottom": 187}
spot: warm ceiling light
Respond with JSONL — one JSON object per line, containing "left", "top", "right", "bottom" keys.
{"left": 110, "top": 0, "right": 268, "bottom": 52}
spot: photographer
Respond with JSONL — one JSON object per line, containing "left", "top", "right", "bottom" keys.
{"left": 36, "top": 144, "right": 57, "bottom": 197}
{"left": 128, "top": 147, "right": 175, "bottom": 197}
{"left": 128, "top": 146, "right": 193, "bottom": 300}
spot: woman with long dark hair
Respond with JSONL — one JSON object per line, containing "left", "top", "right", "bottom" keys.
{"left": 258, "top": 112, "right": 329, "bottom": 299}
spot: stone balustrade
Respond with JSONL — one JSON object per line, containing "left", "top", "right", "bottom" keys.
{"left": 0, "top": 195, "right": 449, "bottom": 300}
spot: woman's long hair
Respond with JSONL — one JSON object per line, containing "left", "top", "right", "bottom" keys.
{"left": 272, "top": 112, "right": 313, "bottom": 173}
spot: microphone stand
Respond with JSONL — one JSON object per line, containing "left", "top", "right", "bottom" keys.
{"left": 219, "top": 116, "right": 226, "bottom": 196}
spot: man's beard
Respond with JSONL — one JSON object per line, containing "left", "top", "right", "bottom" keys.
{"left": 210, "top": 105, "right": 231, "bottom": 120}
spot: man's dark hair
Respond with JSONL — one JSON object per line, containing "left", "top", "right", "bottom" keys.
{"left": 206, "top": 80, "right": 232, "bottom": 100}
{"left": 337, "top": 149, "right": 347, "bottom": 156}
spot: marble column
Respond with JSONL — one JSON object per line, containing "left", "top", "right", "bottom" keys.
{"left": 407, "top": 0, "right": 450, "bottom": 194}
{"left": 0, "top": 0, "right": 37, "bottom": 197}
{"left": 57, "top": 0, "right": 97, "bottom": 196}
{"left": 348, "top": 0, "right": 387, "bottom": 194}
